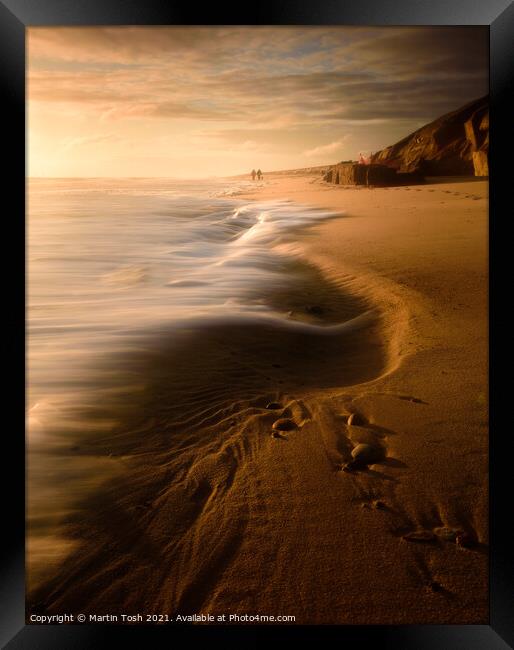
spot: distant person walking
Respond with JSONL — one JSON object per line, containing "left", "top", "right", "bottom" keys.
{"left": 251, "top": 169, "right": 256, "bottom": 180}
{"left": 257, "top": 169, "right": 262, "bottom": 180}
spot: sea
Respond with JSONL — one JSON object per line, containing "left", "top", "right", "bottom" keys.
{"left": 27, "top": 176, "right": 344, "bottom": 584}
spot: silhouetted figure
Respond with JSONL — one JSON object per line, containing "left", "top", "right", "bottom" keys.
{"left": 251, "top": 169, "right": 256, "bottom": 180}
{"left": 257, "top": 169, "right": 262, "bottom": 180}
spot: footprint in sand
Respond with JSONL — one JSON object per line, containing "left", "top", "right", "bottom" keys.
{"left": 408, "top": 553, "right": 451, "bottom": 595}
{"left": 402, "top": 525, "right": 479, "bottom": 550}
{"left": 397, "top": 394, "right": 428, "bottom": 405}
{"left": 382, "top": 494, "right": 482, "bottom": 553}
{"left": 402, "top": 530, "right": 437, "bottom": 543}
{"left": 361, "top": 499, "right": 388, "bottom": 510}
{"left": 433, "top": 526, "right": 459, "bottom": 542}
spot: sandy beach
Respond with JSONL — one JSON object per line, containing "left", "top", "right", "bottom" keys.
{"left": 28, "top": 172, "right": 488, "bottom": 624}
{"left": 24, "top": 24, "right": 492, "bottom": 631}
{"left": 231, "top": 171, "right": 489, "bottom": 623}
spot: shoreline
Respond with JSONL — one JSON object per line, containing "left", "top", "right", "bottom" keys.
{"left": 234, "top": 172, "right": 489, "bottom": 622}
{"left": 28, "top": 173, "right": 488, "bottom": 623}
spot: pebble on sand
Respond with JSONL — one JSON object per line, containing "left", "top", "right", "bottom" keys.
{"left": 351, "top": 443, "right": 383, "bottom": 463}
{"left": 342, "top": 442, "right": 384, "bottom": 471}
{"left": 347, "top": 412, "right": 366, "bottom": 426}
{"left": 272, "top": 418, "right": 297, "bottom": 431}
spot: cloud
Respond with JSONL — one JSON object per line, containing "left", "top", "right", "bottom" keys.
{"left": 99, "top": 101, "right": 233, "bottom": 121}
{"left": 27, "top": 26, "right": 489, "bottom": 176}
{"left": 303, "top": 140, "right": 348, "bottom": 157}
{"left": 61, "top": 133, "right": 120, "bottom": 151}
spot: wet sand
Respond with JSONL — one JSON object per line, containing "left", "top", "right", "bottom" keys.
{"left": 28, "top": 172, "right": 488, "bottom": 624}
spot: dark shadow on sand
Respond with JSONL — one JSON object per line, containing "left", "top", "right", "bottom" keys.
{"left": 28, "top": 266, "right": 389, "bottom": 618}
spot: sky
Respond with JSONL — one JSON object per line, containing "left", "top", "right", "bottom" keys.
{"left": 27, "top": 26, "right": 488, "bottom": 178}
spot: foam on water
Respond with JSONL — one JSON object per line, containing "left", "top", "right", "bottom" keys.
{"left": 28, "top": 177, "right": 341, "bottom": 447}
{"left": 27, "top": 177, "right": 378, "bottom": 594}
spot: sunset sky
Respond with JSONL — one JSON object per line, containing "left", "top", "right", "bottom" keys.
{"left": 28, "top": 26, "right": 488, "bottom": 178}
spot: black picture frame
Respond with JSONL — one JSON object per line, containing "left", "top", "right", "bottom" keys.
{"left": 2, "top": 1, "right": 512, "bottom": 647}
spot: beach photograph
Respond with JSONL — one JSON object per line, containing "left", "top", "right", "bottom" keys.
{"left": 27, "top": 26, "right": 489, "bottom": 625}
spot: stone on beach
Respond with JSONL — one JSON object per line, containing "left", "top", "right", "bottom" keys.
{"left": 343, "top": 442, "right": 385, "bottom": 470}
{"left": 272, "top": 418, "right": 297, "bottom": 431}
{"left": 351, "top": 443, "right": 382, "bottom": 463}
{"left": 347, "top": 412, "right": 366, "bottom": 426}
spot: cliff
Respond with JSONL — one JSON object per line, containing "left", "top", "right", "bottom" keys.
{"left": 323, "top": 95, "right": 488, "bottom": 187}
{"left": 370, "top": 95, "right": 488, "bottom": 177}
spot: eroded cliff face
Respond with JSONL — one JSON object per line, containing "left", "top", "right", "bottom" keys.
{"left": 323, "top": 96, "right": 489, "bottom": 186}
{"left": 370, "top": 95, "right": 488, "bottom": 177}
